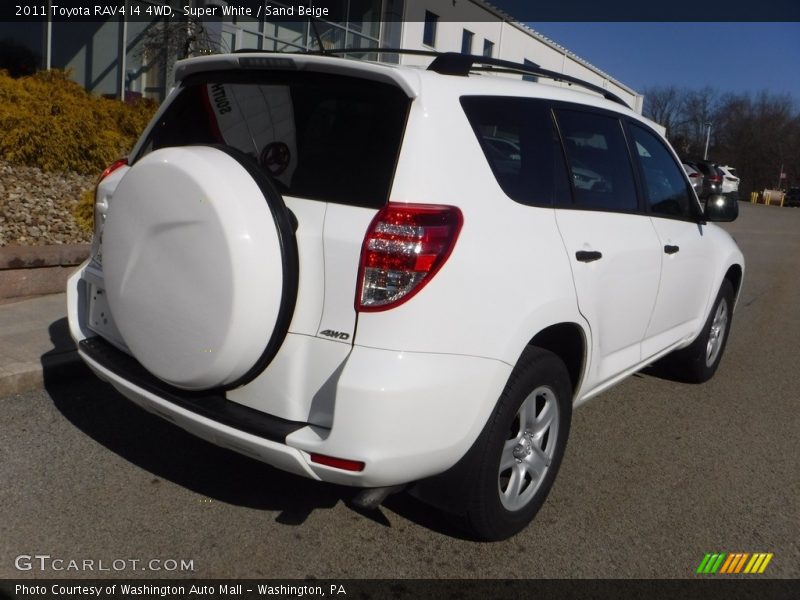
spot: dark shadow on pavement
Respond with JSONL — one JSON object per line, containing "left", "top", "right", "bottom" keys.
{"left": 40, "top": 318, "right": 91, "bottom": 383}
{"left": 382, "top": 493, "right": 479, "bottom": 541}
{"left": 41, "top": 323, "right": 350, "bottom": 524}
{"left": 640, "top": 360, "right": 701, "bottom": 384}
{"left": 46, "top": 373, "right": 354, "bottom": 523}
{"left": 41, "top": 320, "right": 476, "bottom": 537}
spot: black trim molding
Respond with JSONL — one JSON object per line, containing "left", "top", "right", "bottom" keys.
{"left": 79, "top": 337, "right": 308, "bottom": 444}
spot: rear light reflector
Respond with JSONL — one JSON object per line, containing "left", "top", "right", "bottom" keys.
{"left": 356, "top": 203, "right": 463, "bottom": 312}
{"left": 97, "top": 158, "right": 128, "bottom": 184}
{"left": 310, "top": 453, "right": 365, "bottom": 472}
{"left": 92, "top": 158, "right": 128, "bottom": 234}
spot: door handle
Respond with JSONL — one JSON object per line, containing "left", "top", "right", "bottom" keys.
{"left": 575, "top": 250, "right": 603, "bottom": 263}
{"left": 664, "top": 245, "right": 680, "bottom": 255}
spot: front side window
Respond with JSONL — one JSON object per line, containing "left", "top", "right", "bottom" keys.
{"left": 461, "top": 97, "right": 571, "bottom": 207}
{"left": 423, "top": 11, "right": 438, "bottom": 47}
{"left": 555, "top": 109, "right": 639, "bottom": 212}
{"left": 630, "top": 124, "right": 696, "bottom": 219}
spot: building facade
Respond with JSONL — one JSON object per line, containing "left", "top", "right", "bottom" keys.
{"left": 1, "top": 0, "right": 642, "bottom": 112}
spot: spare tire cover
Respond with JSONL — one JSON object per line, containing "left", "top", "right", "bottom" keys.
{"left": 103, "top": 146, "right": 297, "bottom": 390}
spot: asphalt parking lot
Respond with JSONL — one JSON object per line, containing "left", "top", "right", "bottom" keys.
{"left": 0, "top": 202, "right": 798, "bottom": 579}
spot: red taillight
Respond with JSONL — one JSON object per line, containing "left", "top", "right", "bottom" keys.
{"left": 97, "top": 158, "right": 128, "bottom": 184}
{"left": 356, "top": 203, "right": 463, "bottom": 312}
{"left": 709, "top": 175, "right": 721, "bottom": 183}
{"left": 92, "top": 158, "right": 128, "bottom": 232}
{"left": 310, "top": 453, "right": 365, "bottom": 472}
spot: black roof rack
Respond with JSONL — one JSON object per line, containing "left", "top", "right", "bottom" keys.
{"left": 227, "top": 47, "right": 630, "bottom": 109}
{"left": 315, "top": 48, "right": 629, "bottom": 109}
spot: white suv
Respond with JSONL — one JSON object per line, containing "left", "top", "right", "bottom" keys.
{"left": 717, "top": 164, "right": 740, "bottom": 195}
{"left": 67, "top": 52, "right": 744, "bottom": 540}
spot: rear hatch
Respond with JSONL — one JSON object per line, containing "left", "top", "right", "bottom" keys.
{"left": 91, "top": 58, "right": 413, "bottom": 399}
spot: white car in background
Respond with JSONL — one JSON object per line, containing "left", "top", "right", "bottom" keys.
{"left": 683, "top": 162, "right": 704, "bottom": 197}
{"left": 717, "top": 165, "right": 740, "bottom": 195}
{"left": 67, "top": 51, "right": 744, "bottom": 540}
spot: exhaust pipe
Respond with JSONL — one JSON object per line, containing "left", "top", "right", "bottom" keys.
{"left": 349, "top": 485, "right": 406, "bottom": 511}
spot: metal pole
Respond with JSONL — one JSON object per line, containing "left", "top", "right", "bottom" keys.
{"left": 703, "top": 122, "right": 712, "bottom": 160}
{"left": 45, "top": 0, "right": 52, "bottom": 70}
{"left": 119, "top": 0, "right": 128, "bottom": 100}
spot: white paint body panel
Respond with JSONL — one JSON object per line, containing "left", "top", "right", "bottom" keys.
{"left": 554, "top": 209, "right": 661, "bottom": 394}
{"left": 354, "top": 75, "right": 580, "bottom": 364}
{"left": 642, "top": 216, "right": 716, "bottom": 359}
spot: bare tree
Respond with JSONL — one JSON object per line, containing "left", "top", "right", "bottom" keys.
{"left": 678, "top": 87, "right": 718, "bottom": 158}
{"left": 645, "top": 85, "right": 800, "bottom": 194}
{"left": 136, "top": 16, "right": 220, "bottom": 90}
{"left": 643, "top": 85, "right": 684, "bottom": 138}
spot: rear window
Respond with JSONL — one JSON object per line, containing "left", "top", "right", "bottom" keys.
{"left": 137, "top": 72, "right": 410, "bottom": 209}
{"left": 693, "top": 161, "right": 717, "bottom": 176}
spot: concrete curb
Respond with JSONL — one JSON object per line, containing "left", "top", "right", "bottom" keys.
{"left": 0, "top": 244, "right": 90, "bottom": 270}
{"left": 0, "top": 293, "right": 93, "bottom": 397}
{"left": 0, "top": 349, "right": 90, "bottom": 397}
{"left": 0, "top": 244, "right": 89, "bottom": 300}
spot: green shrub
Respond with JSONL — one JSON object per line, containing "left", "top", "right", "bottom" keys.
{"left": 0, "top": 69, "right": 157, "bottom": 175}
{"left": 72, "top": 188, "right": 96, "bottom": 233}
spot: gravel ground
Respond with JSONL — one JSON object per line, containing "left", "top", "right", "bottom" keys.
{"left": 0, "top": 161, "right": 94, "bottom": 247}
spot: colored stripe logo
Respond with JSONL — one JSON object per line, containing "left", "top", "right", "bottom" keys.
{"left": 696, "top": 552, "right": 773, "bottom": 574}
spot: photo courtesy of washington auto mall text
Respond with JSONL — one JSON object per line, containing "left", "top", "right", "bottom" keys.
{"left": 9, "top": 581, "right": 349, "bottom": 598}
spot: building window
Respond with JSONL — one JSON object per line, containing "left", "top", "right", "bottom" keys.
{"left": 523, "top": 59, "right": 539, "bottom": 82}
{"left": 423, "top": 11, "right": 438, "bottom": 47}
{"left": 483, "top": 39, "right": 494, "bottom": 57}
{"left": 461, "top": 29, "right": 474, "bottom": 54}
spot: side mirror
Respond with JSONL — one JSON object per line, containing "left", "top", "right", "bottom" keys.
{"left": 704, "top": 194, "right": 738, "bottom": 222}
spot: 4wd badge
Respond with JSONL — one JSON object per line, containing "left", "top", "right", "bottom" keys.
{"left": 319, "top": 329, "right": 350, "bottom": 341}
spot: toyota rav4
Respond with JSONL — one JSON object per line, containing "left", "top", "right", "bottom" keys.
{"left": 67, "top": 51, "right": 744, "bottom": 540}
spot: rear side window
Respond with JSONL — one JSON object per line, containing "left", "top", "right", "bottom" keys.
{"left": 629, "top": 123, "right": 696, "bottom": 219}
{"left": 460, "top": 97, "right": 571, "bottom": 207}
{"left": 555, "top": 109, "right": 639, "bottom": 212}
{"left": 137, "top": 72, "right": 410, "bottom": 209}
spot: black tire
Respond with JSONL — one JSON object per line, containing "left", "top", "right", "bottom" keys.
{"left": 662, "top": 280, "right": 735, "bottom": 383}
{"left": 211, "top": 145, "right": 299, "bottom": 389}
{"left": 464, "top": 347, "right": 572, "bottom": 541}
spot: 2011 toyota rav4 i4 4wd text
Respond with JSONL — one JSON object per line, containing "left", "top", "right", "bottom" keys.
{"left": 67, "top": 51, "right": 744, "bottom": 540}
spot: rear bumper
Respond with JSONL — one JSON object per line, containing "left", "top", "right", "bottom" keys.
{"left": 78, "top": 341, "right": 322, "bottom": 480}
{"left": 68, "top": 268, "right": 511, "bottom": 488}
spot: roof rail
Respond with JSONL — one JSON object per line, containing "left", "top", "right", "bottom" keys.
{"left": 310, "top": 47, "right": 441, "bottom": 60}
{"left": 428, "top": 52, "right": 629, "bottom": 108}
{"left": 227, "top": 47, "right": 630, "bottom": 109}
{"left": 318, "top": 48, "right": 629, "bottom": 108}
